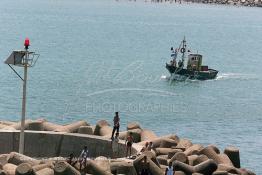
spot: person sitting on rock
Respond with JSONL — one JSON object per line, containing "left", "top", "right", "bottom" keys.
{"left": 141, "top": 142, "right": 149, "bottom": 152}
{"left": 111, "top": 132, "right": 119, "bottom": 158}
{"left": 67, "top": 153, "right": 77, "bottom": 167}
{"left": 125, "top": 132, "right": 134, "bottom": 158}
{"left": 147, "top": 142, "right": 154, "bottom": 151}
{"left": 165, "top": 161, "right": 175, "bottom": 175}
{"left": 79, "top": 146, "right": 89, "bottom": 171}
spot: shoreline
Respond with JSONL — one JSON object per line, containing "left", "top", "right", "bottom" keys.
{"left": 0, "top": 119, "right": 256, "bottom": 174}
{"left": 120, "top": 0, "right": 262, "bottom": 8}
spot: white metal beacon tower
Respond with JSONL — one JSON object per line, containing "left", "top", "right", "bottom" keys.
{"left": 4, "top": 38, "right": 40, "bottom": 154}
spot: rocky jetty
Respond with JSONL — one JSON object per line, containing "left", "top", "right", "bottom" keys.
{"left": 0, "top": 119, "right": 256, "bottom": 175}
{"left": 183, "top": 0, "right": 262, "bottom": 7}
{"left": 148, "top": 0, "right": 262, "bottom": 8}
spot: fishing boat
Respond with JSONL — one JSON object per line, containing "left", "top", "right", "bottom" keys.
{"left": 166, "top": 37, "right": 218, "bottom": 80}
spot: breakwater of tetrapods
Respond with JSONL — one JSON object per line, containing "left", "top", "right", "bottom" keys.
{"left": 0, "top": 119, "right": 256, "bottom": 175}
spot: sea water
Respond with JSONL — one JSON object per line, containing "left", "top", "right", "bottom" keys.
{"left": 0, "top": 0, "right": 262, "bottom": 173}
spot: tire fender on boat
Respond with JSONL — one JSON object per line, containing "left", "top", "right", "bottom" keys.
{"left": 181, "top": 48, "right": 186, "bottom": 53}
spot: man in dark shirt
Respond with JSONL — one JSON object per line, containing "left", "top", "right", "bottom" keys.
{"left": 111, "top": 112, "right": 120, "bottom": 139}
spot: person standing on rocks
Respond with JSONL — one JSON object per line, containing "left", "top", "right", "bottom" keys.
{"left": 79, "top": 146, "right": 89, "bottom": 171}
{"left": 111, "top": 112, "right": 120, "bottom": 139}
{"left": 170, "top": 47, "right": 178, "bottom": 66}
{"left": 125, "top": 132, "right": 134, "bottom": 158}
{"left": 165, "top": 162, "right": 175, "bottom": 175}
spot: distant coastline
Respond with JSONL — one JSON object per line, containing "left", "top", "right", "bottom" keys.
{"left": 121, "top": 0, "right": 262, "bottom": 8}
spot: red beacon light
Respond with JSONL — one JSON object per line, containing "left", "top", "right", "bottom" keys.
{"left": 24, "top": 38, "right": 30, "bottom": 50}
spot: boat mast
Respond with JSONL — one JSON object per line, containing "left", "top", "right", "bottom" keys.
{"left": 181, "top": 36, "right": 186, "bottom": 67}
{"left": 181, "top": 36, "right": 186, "bottom": 66}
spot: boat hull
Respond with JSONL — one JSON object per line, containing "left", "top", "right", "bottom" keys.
{"left": 166, "top": 64, "right": 218, "bottom": 80}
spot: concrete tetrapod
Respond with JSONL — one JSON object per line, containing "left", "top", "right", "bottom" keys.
{"left": 187, "top": 155, "right": 198, "bottom": 166}
{"left": 218, "top": 154, "right": 233, "bottom": 166}
{"left": 94, "top": 156, "right": 111, "bottom": 173}
{"left": 133, "top": 154, "right": 146, "bottom": 173}
{"left": 176, "top": 139, "right": 193, "bottom": 150}
{"left": 32, "top": 163, "right": 53, "bottom": 172}
{"left": 3, "top": 163, "right": 17, "bottom": 175}
{"left": 0, "top": 124, "right": 9, "bottom": 129}
{"left": 118, "top": 131, "right": 128, "bottom": 140}
{"left": 139, "top": 134, "right": 180, "bottom": 148}
{"left": 174, "top": 171, "right": 186, "bottom": 175}
{"left": 156, "top": 155, "right": 168, "bottom": 166}
{"left": 99, "top": 126, "right": 113, "bottom": 137}
{"left": 193, "top": 155, "right": 209, "bottom": 166}
{"left": 0, "top": 154, "right": 9, "bottom": 166}
{"left": 142, "top": 151, "right": 160, "bottom": 167}
{"left": 15, "top": 163, "right": 35, "bottom": 175}
{"left": 54, "top": 161, "right": 80, "bottom": 175}
{"left": 0, "top": 170, "right": 6, "bottom": 175}
{"left": 10, "top": 120, "right": 33, "bottom": 130}
{"left": 55, "top": 121, "right": 88, "bottom": 133}
{"left": 0, "top": 121, "right": 16, "bottom": 126}
{"left": 110, "top": 161, "right": 137, "bottom": 175}
{"left": 155, "top": 148, "right": 181, "bottom": 156}
{"left": 160, "top": 138, "right": 178, "bottom": 148}
{"left": 8, "top": 153, "right": 40, "bottom": 166}
{"left": 2, "top": 120, "right": 32, "bottom": 130}
{"left": 194, "top": 159, "right": 218, "bottom": 175}
{"left": 167, "top": 149, "right": 183, "bottom": 159}
{"left": 77, "top": 126, "right": 93, "bottom": 135}
{"left": 133, "top": 152, "right": 160, "bottom": 174}
{"left": 212, "top": 171, "right": 228, "bottom": 175}
{"left": 35, "top": 168, "right": 54, "bottom": 175}
{"left": 140, "top": 129, "right": 158, "bottom": 142}
{"left": 28, "top": 121, "right": 44, "bottom": 131}
{"left": 42, "top": 123, "right": 62, "bottom": 132}
{"left": 216, "top": 164, "right": 241, "bottom": 174}
{"left": 127, "top": 122, "right": 141, "bottom": 130}
{"left": 94, "top": 120, "right": 110, "bottom": 136}
{"left": 169, "top": 152, "right": 188, "bottom": 164}
{"left": 127, "top": 129, "right": 142, "bottom": 143}
{"left": 224, "top": 147, "right": 240, "bottom": 168}
{"left": 199, "top": 147, "right": 233, "bottom": 166}
{"left": 173, "top": 160, "right": 195, "bottom": 174}
{"left": 239, "top": 168, "right": 256, "bottom": 175}
{"left": 85, "top": 160, "right": 112, "bottom": 175}
{"left": 117, "top": 129, "right": 143, "bottom": 141}
{"left": 147, "top": 158, "right": 163, "bottom": 175}
{"left": 207, "top": 145, "right": 220, "bottom": 154}
{"left": 184, "top": 144, "right": 204, "bottom": 156}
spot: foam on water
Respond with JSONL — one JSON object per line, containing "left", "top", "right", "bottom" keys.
{"left": 216, "top": 73, "right": 259, "bottom": 80}
{"left": 160, "top": 75, "right": 167, "bottom": 79}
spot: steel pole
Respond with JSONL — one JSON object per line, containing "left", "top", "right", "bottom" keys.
{"left": 18, "top": 52, "right": 28, "bottom": 154}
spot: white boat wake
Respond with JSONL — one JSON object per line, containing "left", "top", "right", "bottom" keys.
{"left": 216, "top": 73, "right": 259, "bottom": 80}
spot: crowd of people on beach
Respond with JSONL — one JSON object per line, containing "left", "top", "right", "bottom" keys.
{"left": 65, "top": 111, "right": 176, "bottom": 175}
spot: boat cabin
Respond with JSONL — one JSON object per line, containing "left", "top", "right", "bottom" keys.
{"left": 187, "top": 54, "right": 203, "bottom": 71}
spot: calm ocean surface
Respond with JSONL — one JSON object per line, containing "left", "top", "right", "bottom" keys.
{"left": 0, "top": 0, "right": 262, "bottom": 173}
